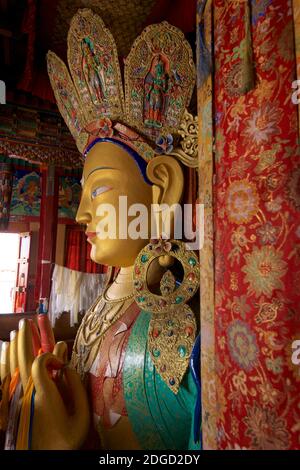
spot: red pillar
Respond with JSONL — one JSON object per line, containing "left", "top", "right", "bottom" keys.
{"left": 35, "top": 165, "right": 58, "bottom": 302}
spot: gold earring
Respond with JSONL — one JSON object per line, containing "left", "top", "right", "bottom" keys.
{"left": 133, "top": 238, "right": 199, "bottom": 313}
{"left": 133, "top": 238, "right": 199, "bottom": 393}
{"left": 158, "top": 254, "right": 174, "bottom": 268}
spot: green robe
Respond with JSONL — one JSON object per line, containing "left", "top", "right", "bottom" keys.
{"left": 123, "top": 310, "right": 200, "bottom": 450}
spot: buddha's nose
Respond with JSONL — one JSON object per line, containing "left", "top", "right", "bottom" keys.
{"left": 76, "top": 195, "right": 92, "bottom": 225}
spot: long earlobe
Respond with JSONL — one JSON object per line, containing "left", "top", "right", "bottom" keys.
{"left": 146, "top": 156, "right": 184, "bottom": 206}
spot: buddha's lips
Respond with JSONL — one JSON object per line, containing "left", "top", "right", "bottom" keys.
{"left": 86, "top": 232, "right": 97, "bottom": 240}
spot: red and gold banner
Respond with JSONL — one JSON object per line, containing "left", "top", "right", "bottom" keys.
{"left": 293, "top": 0, "right": 300, "bottom": 138}
{"left": 213, "top": 0, "right": 300, "bottom": 449}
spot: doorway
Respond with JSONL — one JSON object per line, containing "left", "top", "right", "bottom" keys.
{"left": 0, "top": 233, "right": 20, "bottom": 313}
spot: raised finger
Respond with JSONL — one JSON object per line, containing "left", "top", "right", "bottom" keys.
{"left": 9, "top": 330, "right": 18, "bottom": 375}
{"left": 18, "top": 319, "right": 34, "bottom": 391}
{"left": 0, "top": 341, "right": 10, "bottom": 382}
{"left": 53, "top": 341, "right": 68, "bottom": 364}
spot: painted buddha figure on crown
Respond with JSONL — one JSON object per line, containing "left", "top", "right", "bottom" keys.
{"left": 8, "top": 9, "right": 200, "bottom": 450}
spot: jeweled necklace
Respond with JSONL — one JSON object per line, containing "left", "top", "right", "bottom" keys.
{"left": 102, "top": 284, "right": 135, "bottom": 303}
{"left": 72, "top": 287, "right": 135, "bottom": 376}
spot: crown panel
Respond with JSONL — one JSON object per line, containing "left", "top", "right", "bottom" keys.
{"left": 124, "top": 22, "right": 196, "bottom": 143}
{"left": 47, "top": 51, "right": 87, "bottom": 147}
{"left": 67, "top": 9, "right": 125, "bottom": 125}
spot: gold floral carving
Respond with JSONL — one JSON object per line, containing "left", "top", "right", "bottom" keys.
{"left": 169, "top": 110, "right": 199, "bottom": 168}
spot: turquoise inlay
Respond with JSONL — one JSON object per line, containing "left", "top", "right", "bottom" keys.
{"left": 123, "top": 310, "right": 200, "bottom": 450}
{"left": 175, "top": 296, "right": 184, "bottom": 304}
{"left": 141, "top": 254, "right": 148, "bottom": 263}
{"left": 178, "top": 345, "right": 186, "bottom": 358}
{"left": 152, "top": 349, "right": 160, "bottom": 357}
{"left": 188, "top": 257, "right": 197, "bottom": 266}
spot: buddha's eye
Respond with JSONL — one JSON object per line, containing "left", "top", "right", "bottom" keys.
{"left": 91, "top": 186, "right": 112, "bottom": 200}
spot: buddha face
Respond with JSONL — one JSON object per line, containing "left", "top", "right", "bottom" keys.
{"left": 76, "top": 142, "right": 153, "bottom": 267}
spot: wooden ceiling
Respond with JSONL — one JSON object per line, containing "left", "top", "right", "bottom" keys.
{"left": 52, "top": 0, "right": 157, "bottom": 59}
{"left": 0, "top": 0, "right": 196, "bottom": 107}
{"left": 0, "top": 0, "right": 27, "bottom": 88}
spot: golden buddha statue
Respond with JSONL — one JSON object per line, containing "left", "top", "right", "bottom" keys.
{"left": 3, "top": 9, "right": 200, "bottom": 450}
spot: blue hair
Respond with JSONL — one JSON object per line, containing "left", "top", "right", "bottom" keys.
{"left": 84, "top": 137, "right": 152, "bottom": 185}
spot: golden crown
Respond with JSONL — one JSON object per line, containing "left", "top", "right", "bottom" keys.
{"left": 47, "top": 9, "right": 198, "bottom": 167}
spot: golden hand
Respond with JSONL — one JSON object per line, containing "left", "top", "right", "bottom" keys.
{"left": 31, "top": 353, "right": 90, "bottom": 449}
{"left": 12, "top": 319, "right": 90, "bottom": 450}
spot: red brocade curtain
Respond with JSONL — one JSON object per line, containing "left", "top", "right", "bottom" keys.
{"left": 197, "top": 0, "right": 300, "bottom": 450}
{"left": 65, "top": 226, "right": 107, "bottom": 274}
{"left": 65, "top": 228, "right": 81, "bottom": 271}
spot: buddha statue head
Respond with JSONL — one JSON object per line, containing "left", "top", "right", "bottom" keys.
{"left": 75, "top": 140, "right": 185, "bottom": 267}
{"left": 47, "top": 9, "right": 198, "bottom": 268}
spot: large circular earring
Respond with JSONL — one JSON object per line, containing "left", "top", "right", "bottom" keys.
{"left": 133, "top": 238, "right": 199, "bottom": 313}
{"left": 133, "top": 238, "right": 200, "bottom": 393}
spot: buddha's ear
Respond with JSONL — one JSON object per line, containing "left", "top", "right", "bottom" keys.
{"left": 146, "top": 155, "right": 184, "bottom": 206}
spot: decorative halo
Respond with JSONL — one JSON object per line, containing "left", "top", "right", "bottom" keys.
{"left": 133, "top": 239, "right": 200, "bottom": 314}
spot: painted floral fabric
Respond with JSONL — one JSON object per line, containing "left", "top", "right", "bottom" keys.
{"left": 213, "top": 0, "right": 300, "bottom": 449}
{"left": 293, "top": 0, "right": 300, "bottom": 138}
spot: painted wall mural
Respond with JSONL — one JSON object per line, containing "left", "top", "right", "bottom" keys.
{"left": 0, "top": 162, "right": 13, "bottom": 229}
{"left": 58, "top": 176, "right": 81, "bottom": 219}
{"left": 10, "top": 170, "right": 41, "bottom": 217}
{"left": 8, "top": 171, "right": 81, "bottom": 221}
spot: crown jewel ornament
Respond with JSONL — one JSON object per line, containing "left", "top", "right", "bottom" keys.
{"left": 47, "top": 8, "right": 198, "bottom": 167}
